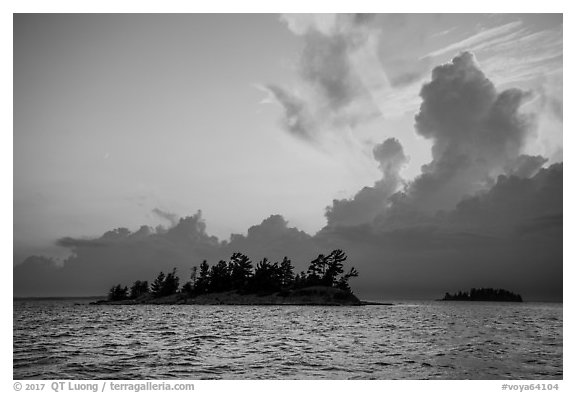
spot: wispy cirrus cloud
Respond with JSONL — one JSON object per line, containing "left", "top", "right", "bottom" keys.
{"left": 422, "top": 19, "right": 562, "bottom": 87}
{"left": 421, "top": 21, "right": 523, "bottom": 59}
{"left": 482, "top": 32, "right": 562, "bottom": 86}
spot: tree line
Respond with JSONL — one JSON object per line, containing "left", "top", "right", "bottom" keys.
{"left": 442, "top": 288, "right": 523, "bottom": 302}
{"left": 108, "top": 249, "right": 359, "bottom": 301}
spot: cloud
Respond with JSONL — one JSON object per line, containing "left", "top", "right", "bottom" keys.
{"left": 265, "top": 14, "right": 382, "bottom": 142}
{"left": 14, "top": 51, "right": 562, "bottom": 301}
{"left": 549, "top": 97, "right": 563, "bottom": 121}
{"left": 325, "top": 52, "right": 539, "bottom": 227}
{"left": 14, "top": 165, "right": 562, "bottom": 300}
{"left": 317, "top": 164, "right": 562, "bottom": 300}
{"left": 389, "top": 70, "right": 427, "bottom": 88}
{"left": 450, "top": 163, "right": 562, "bottom": 229}
{"left": 535, "top": 80, "right": 563, "bottom": 122}
{"left": 298, "top": 30, "right": 364, "bottom": 111}
{"left": 325, "top": 138, "right": 407, "bottom": 227}
{"left": 480, "top": 28, "right": 562, "bottom": 86}
{"left": 264, "top": 84, "right": 317, "bottom": 141}
{"left": 151, "top": 208, "right": 179, "bottom": 227}
{"left": 227, "top": 215, "right": 320, "bottom": 268}
{"left": 422, "top": 21, "right": 523, "bottom": 59}
{"left": 404, "top": 52, "right": 535, "bottom": 213}
{"left": 505, "top": 154, "right": 548, "bottom": 178}
{"left": 14, "top": 211, "right": 321, "bottom": 297}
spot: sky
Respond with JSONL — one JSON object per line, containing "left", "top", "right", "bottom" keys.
{"left": 13, "top": 13, "right": 563, "bottom": 300}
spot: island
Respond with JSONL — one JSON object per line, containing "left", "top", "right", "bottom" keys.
{"left": 94, "top": 249, "right": 390, "bottom": 306}
{"left": 440, "top": 288, "right": 523, "bottom": 302}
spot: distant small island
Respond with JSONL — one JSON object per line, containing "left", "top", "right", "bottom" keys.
{"left": 95, "top": 249, "right": 386, "bottom": 306}
{"left": 440, "top": 288, "right": 523, "bottom": 302}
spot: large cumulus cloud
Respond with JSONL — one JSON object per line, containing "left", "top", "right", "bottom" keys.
{"left": 325, "top": 137, "right": 407, "bottom": 226}
{"left": 408, "top": 52, "right": 537, "bottom": 212}
{"left": 318, "top": 164, "right": 562, "bottom": 301}
{"left": 325, "top": 52, "right": 546, "bottom": 228}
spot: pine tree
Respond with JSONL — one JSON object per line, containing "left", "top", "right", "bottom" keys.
{"left": 335, "top": 267, "right": 359, "bottom": 293}
{"left": 129, "top": 280, "right": 149, "bottom": 299}
{"left": 108, "top": 284, "right": 129, "bottom": 301}
{"left": 229, "top": 252, "right": 253, "bottom": 290}
{"left": 251, "top": 258, "right": 282, "bottom": 293}
{"left": 322, "top": 249, "right": 346, "bottom": 286}
{"left": 209, "top": 260, "right": 231, "bottom": 292}
{"left": 279, "top": 256, "right": 295, "bottom": 288}
{"left": 161, "top": 268, "right": 180, "bottom": 296}
{"left": 307, "top": 254, "right": 325, "bottom": 285}
{"left": 194, "top": 260, "right": 211, "bottom": 294}
{"left": 151, "top": 271, "right": 166, "bottom": 297}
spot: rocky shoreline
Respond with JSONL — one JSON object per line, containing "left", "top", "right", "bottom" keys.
{"left": 92, "top": 286, "right": 392, "bottom": 306}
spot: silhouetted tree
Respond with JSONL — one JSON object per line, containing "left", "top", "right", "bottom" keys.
{"left": 111, "top": 249, "right": 361, "bottom": 301}
{"left": 307, "top": 254, "right": 325, "bottom": 286}
{"left": 190, "top": 266, "right": 198, "bottom": 288}
{"left": 335, "top": 267, "right": 359, "bottom": 293}
{"left": 301, "top": 250, "right": 356, "bottom": 292}
{"left": 322, "top": 249, "right": 346, "bottom": 286}
{"left": 229, "top": 252, "right": 253, "bottom": 290}
{"left": 209, "top": 260, "right": 231, "bottom": 292}
{"left": 151, "top": 271, "right": 166, "bottom": 297}
{"left": 279, "top": 257, "right": 295, "bottom": 288}
{"left": 293, "top": 271, "right": 308, "bottom": 289}
{"left": 108, "top": 284, "right": 129, "bottom": 301}
{"left": 129, "top": 280, "right": 149, "bottom": 299}
{"left": 442, "top": 288, "right": 521, "bottom": 302}
{"left": 194, "top": 260, "right": 211, "bottom": 294}
{"left": 250, "top": 258, "right": 281, "bottom": 293}
{"left": 150, "top": 269, "right": 179, "bottom": 297}
{"left": 161, "top": 268, "right": 180, "bottom": 296}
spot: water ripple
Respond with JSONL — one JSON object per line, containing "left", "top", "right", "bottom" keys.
{"left": 13, "top": 300, "right": 562, "bottom": 379}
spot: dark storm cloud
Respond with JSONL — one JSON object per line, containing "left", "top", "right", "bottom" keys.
{"left": 14, "top": 164, "right": 562, "bottom": 300}
{"left": 406, "top": 52, "right": 535, "bottom": 213}
{"left": 14, "top": 256, "right": 63, "bottom": 298}
{"left": 450, "top": 163, "right": 562, "bottom": 229}
{"left": 56, "top": 237, "right": 106, "bottom": 248}
{"left": 325, "top": 138, "right": 407, "bottom": 226}
{"left": 505, "top": 154, "right": 548, "bottom": 178}
{"left": 317, "top": 164, "right": 562, "bottom": 300}
{"left": 14, "top": 212, "right": 321, "bottom": 297}
{"left": 308, "top": 52, "right": 559, "bottom": 299}
{"left": 15, "top": 211, "right": 222, "bottom": 296}
{"left": 515, "top": 214, "right": 562, "bottom": 236}
{"left": 325, "top": 52, "right": 539, "bottom": 230}
{"left": 227, "top": 215, "right": 320, "bottom": 266}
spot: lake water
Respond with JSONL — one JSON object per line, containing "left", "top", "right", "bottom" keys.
{"left": 13, "top": 299, "right": 562, "bottom": 379}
